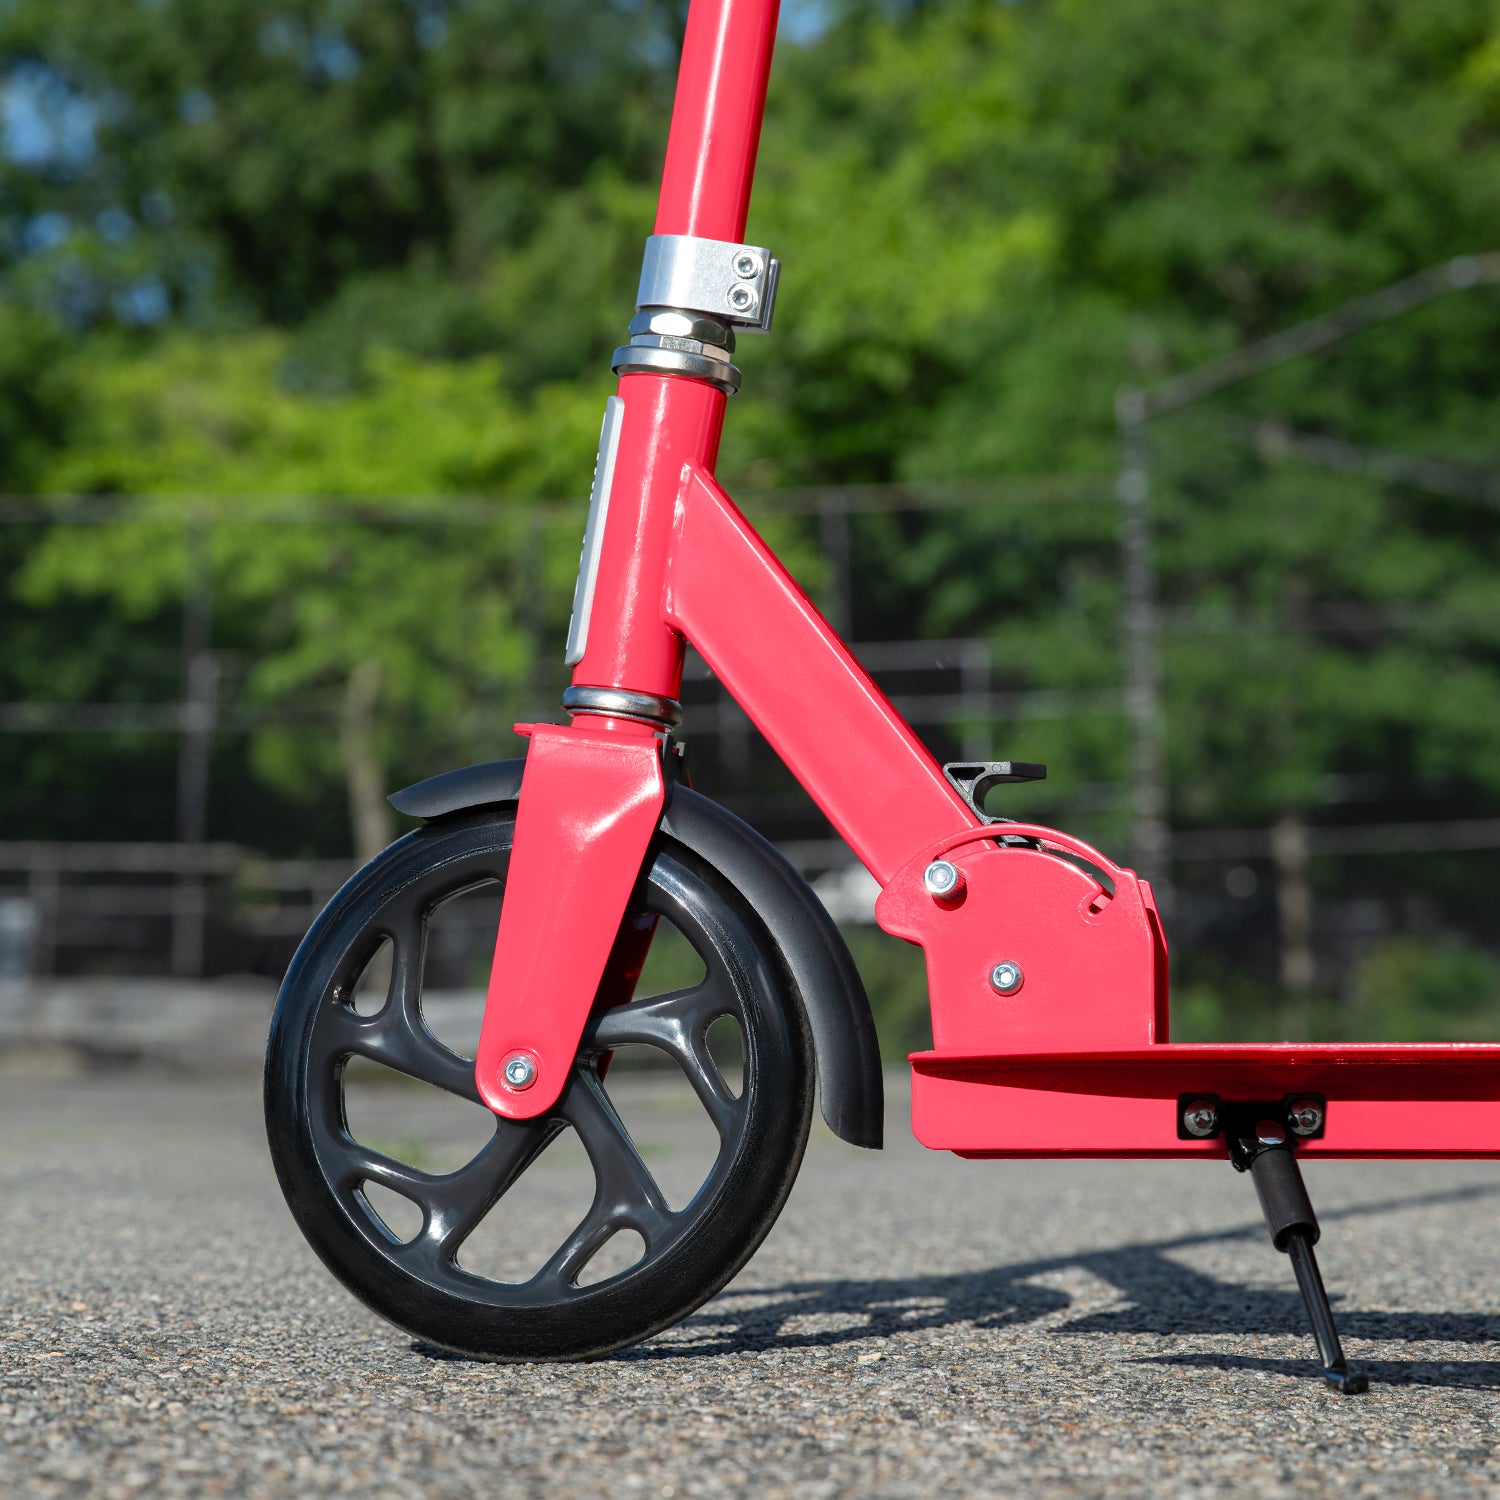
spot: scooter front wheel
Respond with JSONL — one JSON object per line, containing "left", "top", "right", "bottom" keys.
{"left": 265, "top": 806, "right": 815, "bottom": 1361}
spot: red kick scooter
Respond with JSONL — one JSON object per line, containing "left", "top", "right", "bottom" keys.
{"left": 266, "top": 0, "right": 1499, "bottom": 1391}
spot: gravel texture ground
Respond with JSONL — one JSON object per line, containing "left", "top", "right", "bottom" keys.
{"left": 2, "top": 1065, "right": 1499, "bottom": 1498}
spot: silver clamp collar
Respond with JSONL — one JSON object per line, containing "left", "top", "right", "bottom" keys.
{"left": 635, "top": 235, "right": 780, "bottom": 332}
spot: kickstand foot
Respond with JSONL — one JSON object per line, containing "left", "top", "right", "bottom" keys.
{"left": 1284, "top": 1231, "right": 1368, "bottom": 1394}
{"left": 1222, "top": 1108, "right": 1368, "bottom": 1395}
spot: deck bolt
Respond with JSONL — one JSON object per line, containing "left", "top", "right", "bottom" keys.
{"left": 1287, "top": 1099, "right": 1324, "bottom": 1136}
{"left": 989, "top": 960, "right": 1023, "bottom": 995}
{"left": 1182, "top": 1099, "right": 1219, "bottom": 1137}
{"left": 923, "top": 860, "right": 965, "bottom": 901}
{"left": 502, "top": 1051, "right": 538, "bottom": 1090}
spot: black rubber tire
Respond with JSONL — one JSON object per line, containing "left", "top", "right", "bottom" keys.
{"left": 264, "top": 805, "right": 814, "bottom": 1362}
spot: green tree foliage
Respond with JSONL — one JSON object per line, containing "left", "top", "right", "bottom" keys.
{"left": 0, "top": 0, "right": 679, "bottom": 376}
{"left": 16, "top": 336, "right": 611, "bottom": 852}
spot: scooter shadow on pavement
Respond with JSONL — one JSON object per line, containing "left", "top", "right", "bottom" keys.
{"left": 629, "top": 1179, "right": 1500, "bottom": 1384}
{"left": 409, "top": 1181, "right": 1500, "bottom": 1386}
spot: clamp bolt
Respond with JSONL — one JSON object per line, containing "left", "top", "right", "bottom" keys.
{"left": 732, "top": 249, "right": 764, "bottom": 279}
{"left": 989, "top": 961, "right": 1024, "bottom": 995}
{"left": 1182, "top": 1099, "right": 1219, "bottom": 1137}
{"left": 1287, "top": 1098, "right": 1324, "bottom": 1136}
{"left": 502, "top": 1051, "right": 538, "bottom": 1091}
{"left": 728, "top": 283, "right": 758, "bottom": 314}
{"left": 923, "top": 860, "right": 965, "bottom": 901}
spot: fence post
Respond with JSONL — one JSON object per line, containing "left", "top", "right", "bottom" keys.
{"left": 818, "top": 492, "right": 853, "bottom": 641}
{"left": 173, "top": 518, "right": 217, "bottom": 977}
{"left": 1117, "top": 388, "right": 1172, "bottom": 907}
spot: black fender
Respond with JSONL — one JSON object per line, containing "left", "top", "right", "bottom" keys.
{"left": 390, "top": 759, "right": 883, "bottom": 1149}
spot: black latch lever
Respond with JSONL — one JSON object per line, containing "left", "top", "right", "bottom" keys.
{"left": 943, "top": 761, "right": 1046, "bottom": 824}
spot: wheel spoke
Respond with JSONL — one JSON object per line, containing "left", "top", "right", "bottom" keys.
{"left": 322, "top": 1005, "right": 482, "bottom": 1104}
{"left": 527, "top": 1072, "right": 673, "bottom": 1294}
{"left": 586, "top": 980, "right": 741, "bottom": 1137}
{"left": 566, "top": 1073, "right": 673, "bottom": 1233}
{"left": 528, "top": 1206, "right": 619, "bottom": 1294}
{"left": 586, "top": 979, "right": 732, "bottom": 1052}
{"left": 679, "top": 1035, "right": 739, "bottom": 1139}
{"left": 383, "top": 901, "right": 426, "bottom": 1028}
{"left": 425, "top": 1121, "right": 556, "bottom": 1254}
{"left": 324, "top": 1132, "right": 442, "bottom": 1201}
{"left": 331, "top": 1120, "right": 566, "bottom": 1271}
{"left": 320, "top": 903, "right": 484, "bottom": 1103}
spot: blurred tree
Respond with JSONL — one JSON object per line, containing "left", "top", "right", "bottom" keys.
{"left": 17, "top": 336, "right": 611, "bottom": 855}
{"left": 0, "top": 0, "right": 679, "bottom": 382}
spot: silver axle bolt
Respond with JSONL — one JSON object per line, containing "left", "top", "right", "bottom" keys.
{"left": 502, "top": 1051, "right": 538, "bottom": 1090}
{"left": 1182, "top": 1099, "right": 1219, "bottom": 1137}
{"left": 923, "top": 860, "right": 965, "bottom": 901}
{"left": 989, "top": 960, "right": 1023, "bottom": 995}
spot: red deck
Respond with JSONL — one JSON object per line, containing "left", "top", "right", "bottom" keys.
{"left": 909, "top": 1043, "right": 1500, "bottom": 1159}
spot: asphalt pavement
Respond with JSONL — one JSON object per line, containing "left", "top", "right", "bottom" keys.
{"left": 3, "top": 1064, "right": 1499, "bottom": 1498}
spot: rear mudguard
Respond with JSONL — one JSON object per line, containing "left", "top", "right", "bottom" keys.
{"left": 390, "top": 759, "right": 884, "bottom": 1149}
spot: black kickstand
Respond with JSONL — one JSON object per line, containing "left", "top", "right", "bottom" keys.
{"left": 1228, "top": 1114, "right": 1368, "bottom": 1395}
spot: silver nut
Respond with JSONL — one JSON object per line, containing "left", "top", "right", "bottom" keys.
{"left": 1182, "top": 1099, "right": 1219, "bottom": 1137}
{"left": 628, "top": 308, "right": 735, "bottom": 349}
{"left": 626, "top": 332, "right": 735, "bottom": 364}
{"left": 732, "top": 249, "right": 763, "bottom": 279}
{"left": 922, "top": 860, "right": 963, "bottom": 899}
{"left": 727, "top": 282, "right": 758, "bottom": 314}
{"left": 989, "top": 961, "right": 1023, "bottom": 995}
{"left": 1287, "top": 1099, "right": 1324, "bottom": 1136}
{"left": 502, "top": 1052, "right": 538, "bottom": 1090}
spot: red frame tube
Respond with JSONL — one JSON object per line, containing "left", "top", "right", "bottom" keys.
{"left": 655, "top": 0, "right": 781, "bottom": 240}
{"left": 665, "top": 463, "right": 975, "bottom": 883}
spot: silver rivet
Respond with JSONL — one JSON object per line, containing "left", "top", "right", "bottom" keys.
{"left": 1287, "top": 1099, "right": 1324, "bottom": 1136}
{"left": 923, "top": 860, "right": 963, "bottom": 900}
{"left": 1256, "top": 1119, "right": 1287, "bottom": 1146}
{"left": 728, "top": 282, "right": 758, "bottom": 313}
{"left": 989, "top": 961, "right": 1023, "bottom": 995}
{"left": 732, "top": 249, "right": 763, "bottom": 279}
{"left": 502, "top": 1052, "right": 538, "bottom": 1090}
{"left": 1182, "top": 1099, "right": 1219, "bottom": 1138}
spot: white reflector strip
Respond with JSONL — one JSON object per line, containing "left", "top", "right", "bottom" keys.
{"left": 564, "top": 395, "right": 625, "bottom": 667}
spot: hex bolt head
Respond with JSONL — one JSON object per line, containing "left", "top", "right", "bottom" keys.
{"left": 732, "top": 250, "right": 764, "bottom": 279}
{"left": 728, "top": 282, "right": 758, "bottom": 313}
{"left": 1182, "top": 1099, "right": 1219, "bottom": 1138}
{"left": 1287, "top": 1098, "right": 1324, "bottom": 1136}
{"left": 989, "top": 960, "right": 1024, "bottom": 995}
{"left": 923, "top": 860, "right": 965, "bottom": 901}
{"left": 502, "top": 1051, "right": 538, "bottom": 1090}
